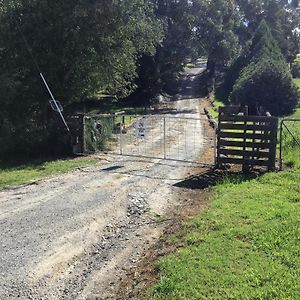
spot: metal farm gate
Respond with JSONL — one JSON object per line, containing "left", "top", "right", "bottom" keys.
{"left": 78, "top": 114, "right": 216, "bottom": 165}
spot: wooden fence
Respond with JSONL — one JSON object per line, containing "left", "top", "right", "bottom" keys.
{"left": 217, "top": 107, "right": 278, "bottom": 171}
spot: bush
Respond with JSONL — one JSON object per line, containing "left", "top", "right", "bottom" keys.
{"left": 291, "top": 56, "right": 300, "bottom": 78}
{"left": 230, "top": 59, "right": 299, "bottom": 115}
{"left": 230, "top": 20, "right": 299, "bottom": 116}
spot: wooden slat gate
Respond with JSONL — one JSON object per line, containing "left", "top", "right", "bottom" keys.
{"left": 217, "top": 107, "right": 279, "bottom": 171}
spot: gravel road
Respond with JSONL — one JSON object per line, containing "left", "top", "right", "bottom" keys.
{"left": 0, "top": 63, "right": 212, "bottom": 299}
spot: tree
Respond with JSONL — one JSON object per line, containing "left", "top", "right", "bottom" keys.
{"left": 192, "top": 0, "right": 239, "bottom": 77}
{"left": 236, "top": 0, "right": 300, "bottom": 63}
{"left": 133, "top": 0, "right": 196, "bottom": 99}
{"left": 0, "top": 0, "right": 163, "bottom": 157}
{"left": 230, "top": 20, "right": 299, "bottom": 116}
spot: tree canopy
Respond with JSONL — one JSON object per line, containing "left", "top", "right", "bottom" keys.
{"left": 0, "top": 0, "right": 299, "bottom": 157}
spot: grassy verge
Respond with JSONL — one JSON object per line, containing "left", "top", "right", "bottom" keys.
{"left": 150, "top": 169, "right": 300, "bottom": 300}
{"left": 0, "top": 157, "right": 98, "bottom": 190}
{"left": 207, "top": 97, "right": 225, "bottom": 120}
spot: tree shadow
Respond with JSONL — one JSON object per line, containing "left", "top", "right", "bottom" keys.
{"left": 174, "top": 168, "right": 264, "bottom": 190}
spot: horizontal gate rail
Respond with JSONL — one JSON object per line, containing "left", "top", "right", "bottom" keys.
{"left": 217, "top": 107, "right": 278, "bottom": 171}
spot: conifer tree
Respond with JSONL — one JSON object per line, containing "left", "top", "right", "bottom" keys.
{"left": 230, "top": 20, "right": 299, "bottom": 116}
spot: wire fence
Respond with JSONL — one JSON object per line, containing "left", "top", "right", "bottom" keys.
{"left": 72, "top": 114, "right": 216, "bottom": 165}
{"left": 279, "top": 119, "right": 300, "bottom": 169}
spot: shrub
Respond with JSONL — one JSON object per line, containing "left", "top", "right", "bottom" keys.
{"left": 230, "top": 20, "right": 299, "bottom": 116}
{"left": 291, "top": 56, "right": 300, "bottom": 78}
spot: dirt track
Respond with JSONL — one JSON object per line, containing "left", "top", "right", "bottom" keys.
{"left": 0, "top": 64, "right": 214, "bottom": 299}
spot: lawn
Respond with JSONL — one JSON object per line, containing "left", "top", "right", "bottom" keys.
{"left": 0, "top": 158, "right": 98, "bottom": 190}
{"left": 151, "top": 169, "right": 300, "bottom": 300}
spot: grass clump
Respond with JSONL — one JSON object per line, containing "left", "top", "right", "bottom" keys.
{"left": 151, "top": 170, "right": 300, "bottom": 300}
{"left": 0, "top": 158, "right": 97, "bottom": 190}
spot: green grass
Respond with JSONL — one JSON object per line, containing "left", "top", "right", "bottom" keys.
{"left": 0, "top": 158, "right": 98, "bottom": 190}
{"left": 281, "top": 102, "right": 300, "bottom": 168}
{"left": 208, "top": 99, "right": 224, "bottom": 120}
{"left": 151, "top": 170, "right": 300, "bottom": 300}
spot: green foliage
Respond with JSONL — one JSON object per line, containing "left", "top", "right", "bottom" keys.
{"left": 0, "top": 0, "right": 163, "bottom": 158}
{"left": 151, "top": 170, "right": 300, "bottom": 299}
{"left": 236, "top": 0, "right": 300, "bottom": 63}
{"left": 217, "top": 44, "right": 251, "bottom": 101}
{"left": 84, "top": 116, "right": 114, "bottom": 153}
{"left": 292, "top": 56, "right": 300, "bottom": 78}
{"left": 230, "top": 20, "right": 299, "bottom": 116}
{"left": 193, "top": 0, "right": 239, "bottom": 77}
{"left": 135, "top": 0, "right": 196, "bottom": 98}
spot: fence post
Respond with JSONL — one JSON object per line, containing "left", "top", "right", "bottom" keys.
{"left": 268, "top": 118, "right": 278, "bottom": 172}
{"left": 279, "top": 120, "right": 283, "bottom": 171}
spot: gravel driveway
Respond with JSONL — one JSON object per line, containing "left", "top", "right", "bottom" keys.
{"left": 0, "top": 65, "right": 212, "bottom": 299}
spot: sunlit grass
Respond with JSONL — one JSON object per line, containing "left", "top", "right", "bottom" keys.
{"left": 0, "top": 158, "right": 98, "bottom": 190}
{"left": 150, "top": 170, "right": 300, "bottom": 300}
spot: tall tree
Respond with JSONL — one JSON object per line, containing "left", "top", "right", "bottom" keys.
{"left": 192, "top": 0, "right": 239, "bottom": 77}
{"left": 134, "top": 0, "right": 195, "bottom": 99}
{"left": 230, "top": 20, "right": 299, "bottom": 116}
{"left": 236, "top": 0, "right": 300, "bottom": 62}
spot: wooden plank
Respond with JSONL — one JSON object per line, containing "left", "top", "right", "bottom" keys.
{"left": 268, "top": 118, "right": 279, "bottom": 171}
{"left": 219, "top": 123, "right": 274, "bottom": 131}
{"left": 219, "top": 149, "right": 272, "bottom": 159}
{"left": 219, "top": 131, "right": 273, "bottom": 140}
{"left": 218, "top": 139, "right": 274, "bottom": 149}
{"left": 219, "top": 115, "right": 278, "bottom": 123}
{"left": 218, "top": 157, "right": 271, "bottom": 167}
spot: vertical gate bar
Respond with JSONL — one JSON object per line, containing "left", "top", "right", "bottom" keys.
{"left": 183, "top": 120, "right": 189, "bottom": 160}
{"left": 163, "top": 117, "right": 166, "bottom": 159}
{"left": 120, "top": 116, "right": 123, "bottom": 155}
{"left": 169, "top": 118, "right": 171, "bottom": 159}
{"left": 83, "top": 115, "right": 86, "bottom": 153}
{"left": 194, "top": 120, "right": 196, "bottom": 152}
{"left": 178, "top": 120, "right": 180, "bottom": 160}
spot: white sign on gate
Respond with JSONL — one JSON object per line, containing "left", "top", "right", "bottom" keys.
{"left": 136, "top": 118, "right": 147, "bottom": 138}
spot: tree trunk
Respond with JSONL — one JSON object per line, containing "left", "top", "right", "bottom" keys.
{"left": 207, "top": 55, "right": 216, "bottom": 78}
